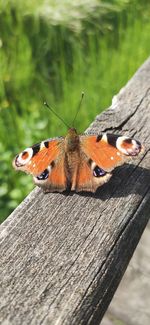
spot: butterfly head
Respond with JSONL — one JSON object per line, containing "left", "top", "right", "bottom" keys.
{"left": 67, "top": 127, "right": 77, "bottom": 135}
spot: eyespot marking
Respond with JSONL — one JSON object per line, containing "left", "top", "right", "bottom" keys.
{"left": 36, "top": 168, "right": 50, "bottom": 181}
{"left": 93, "top": 166, "right": 107, "bottom": 177}
{"left": 34, "top": 165, "right": 52, "bottom": 183}
{"left": 116, "top": 136, "right": 142, "bottom": 156}
{"left": 116, "top": 136, "right": 130, "bottom": 154}
{"left": 14, "top": 148, "right": 33, "bottom": 167}
{"left": 123, "top": 138, "right": 132, "bottom": 144}
{"left": 22, "top": 151, "right": 29, "bottom": 160}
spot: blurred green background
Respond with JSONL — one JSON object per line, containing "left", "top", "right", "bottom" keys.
{"left": 0, "top": 0, "right": 150, "bottom": 222}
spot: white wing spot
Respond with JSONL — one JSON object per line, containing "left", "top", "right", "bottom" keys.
{"left": 111, "top": 156, "right": 114, "bottom": 160}
{"left": 33, "top": 163, "right": 36, "bottom": 168}
{"left": 117, "top": 152, "right": 121, "bottom": 156}
{"left": 91, "top": 161, "right": 96, "bottom": 170}
{"left": 116, "top": 136, "right": 129, "bottom": 154}
{"left": 102, "top": 134, "right": 108, "bottom": 142}
{"left": 40, "top": 141, "right": 45, "bottom": 150}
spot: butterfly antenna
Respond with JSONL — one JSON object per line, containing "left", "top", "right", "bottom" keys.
{"left": 72, "top": 92, "right": 84, "bottom": 127}
{"left": 44, "top": 101, "right": 70, "bottom": 129}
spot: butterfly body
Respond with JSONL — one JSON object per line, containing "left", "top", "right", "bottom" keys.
{"left": 13, "top": 128, "right": 143, "bottom": 193}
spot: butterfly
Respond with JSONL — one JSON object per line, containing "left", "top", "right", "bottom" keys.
{"left": 13, "top": 127, "right": 143, "bottom": 193}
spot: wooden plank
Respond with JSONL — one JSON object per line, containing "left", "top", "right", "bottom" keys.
{"left": 0, "top": 58, "right": 150, "bottom": 325}
{"left": 101, "top": 221, "right": 150, "bottom": 325}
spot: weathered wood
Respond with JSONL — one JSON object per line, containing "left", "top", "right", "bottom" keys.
{"left": 0, "top": 59, "right": 150, "bottom": 325}
{"left": 102, "top": 221, "right": 150, "bottom": 325}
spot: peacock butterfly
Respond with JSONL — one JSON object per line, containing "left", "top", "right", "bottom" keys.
{"left": 13, "top": 127, "right": 143, "bottom": 193}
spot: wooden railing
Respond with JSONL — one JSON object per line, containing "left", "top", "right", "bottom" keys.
{"left": 0, "top": 58, "right": 150, "bottom": 325}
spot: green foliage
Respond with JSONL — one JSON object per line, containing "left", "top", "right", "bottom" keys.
{"left": 0, "top": 0, "right": 150, "bottom": 221}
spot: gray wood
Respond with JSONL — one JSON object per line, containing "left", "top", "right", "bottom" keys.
{"left": 0, "top": 58, "right": 150, "bottom": 325}
{"left": 101, "top": 221, "right": 150, "bottom": 325}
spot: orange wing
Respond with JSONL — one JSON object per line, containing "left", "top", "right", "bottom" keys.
{"left": 13, "top": 138, "right": 68, "bottom": 191}
{"left": 80, "top": 133, "right": 142, "bottom": 172}
{"left": 13, "top": 132, "right": 143, "bottom": 193}
{"left": 71, "top": 156, "right": 111, "bottom": 192}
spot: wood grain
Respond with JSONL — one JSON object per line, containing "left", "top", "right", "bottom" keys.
{"left": 0, "top": 59, "right": 150, "bottom": 325}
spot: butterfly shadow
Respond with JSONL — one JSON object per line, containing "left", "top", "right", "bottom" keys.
{"left": 61, "top": 163, "right": 150, "bottom": 201}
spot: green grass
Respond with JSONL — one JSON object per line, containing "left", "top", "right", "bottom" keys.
{"left": 0, "top": 0, "right": 150, "bottom": 221}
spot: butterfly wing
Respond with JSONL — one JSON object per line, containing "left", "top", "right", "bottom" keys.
{"left": 13, "top": 131, "right": 143, "bottom": 193}
{"left": 13, "top": 137, "right": 68, "bottom": 192}
{"left": 71, "top": 153, "right": 112, "bottom": 192}
{"left": 72, "top": 133, "right": 142, "bottom": 192}
{"left": 80, "top": 133, "right": 142, "bottom": 171}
